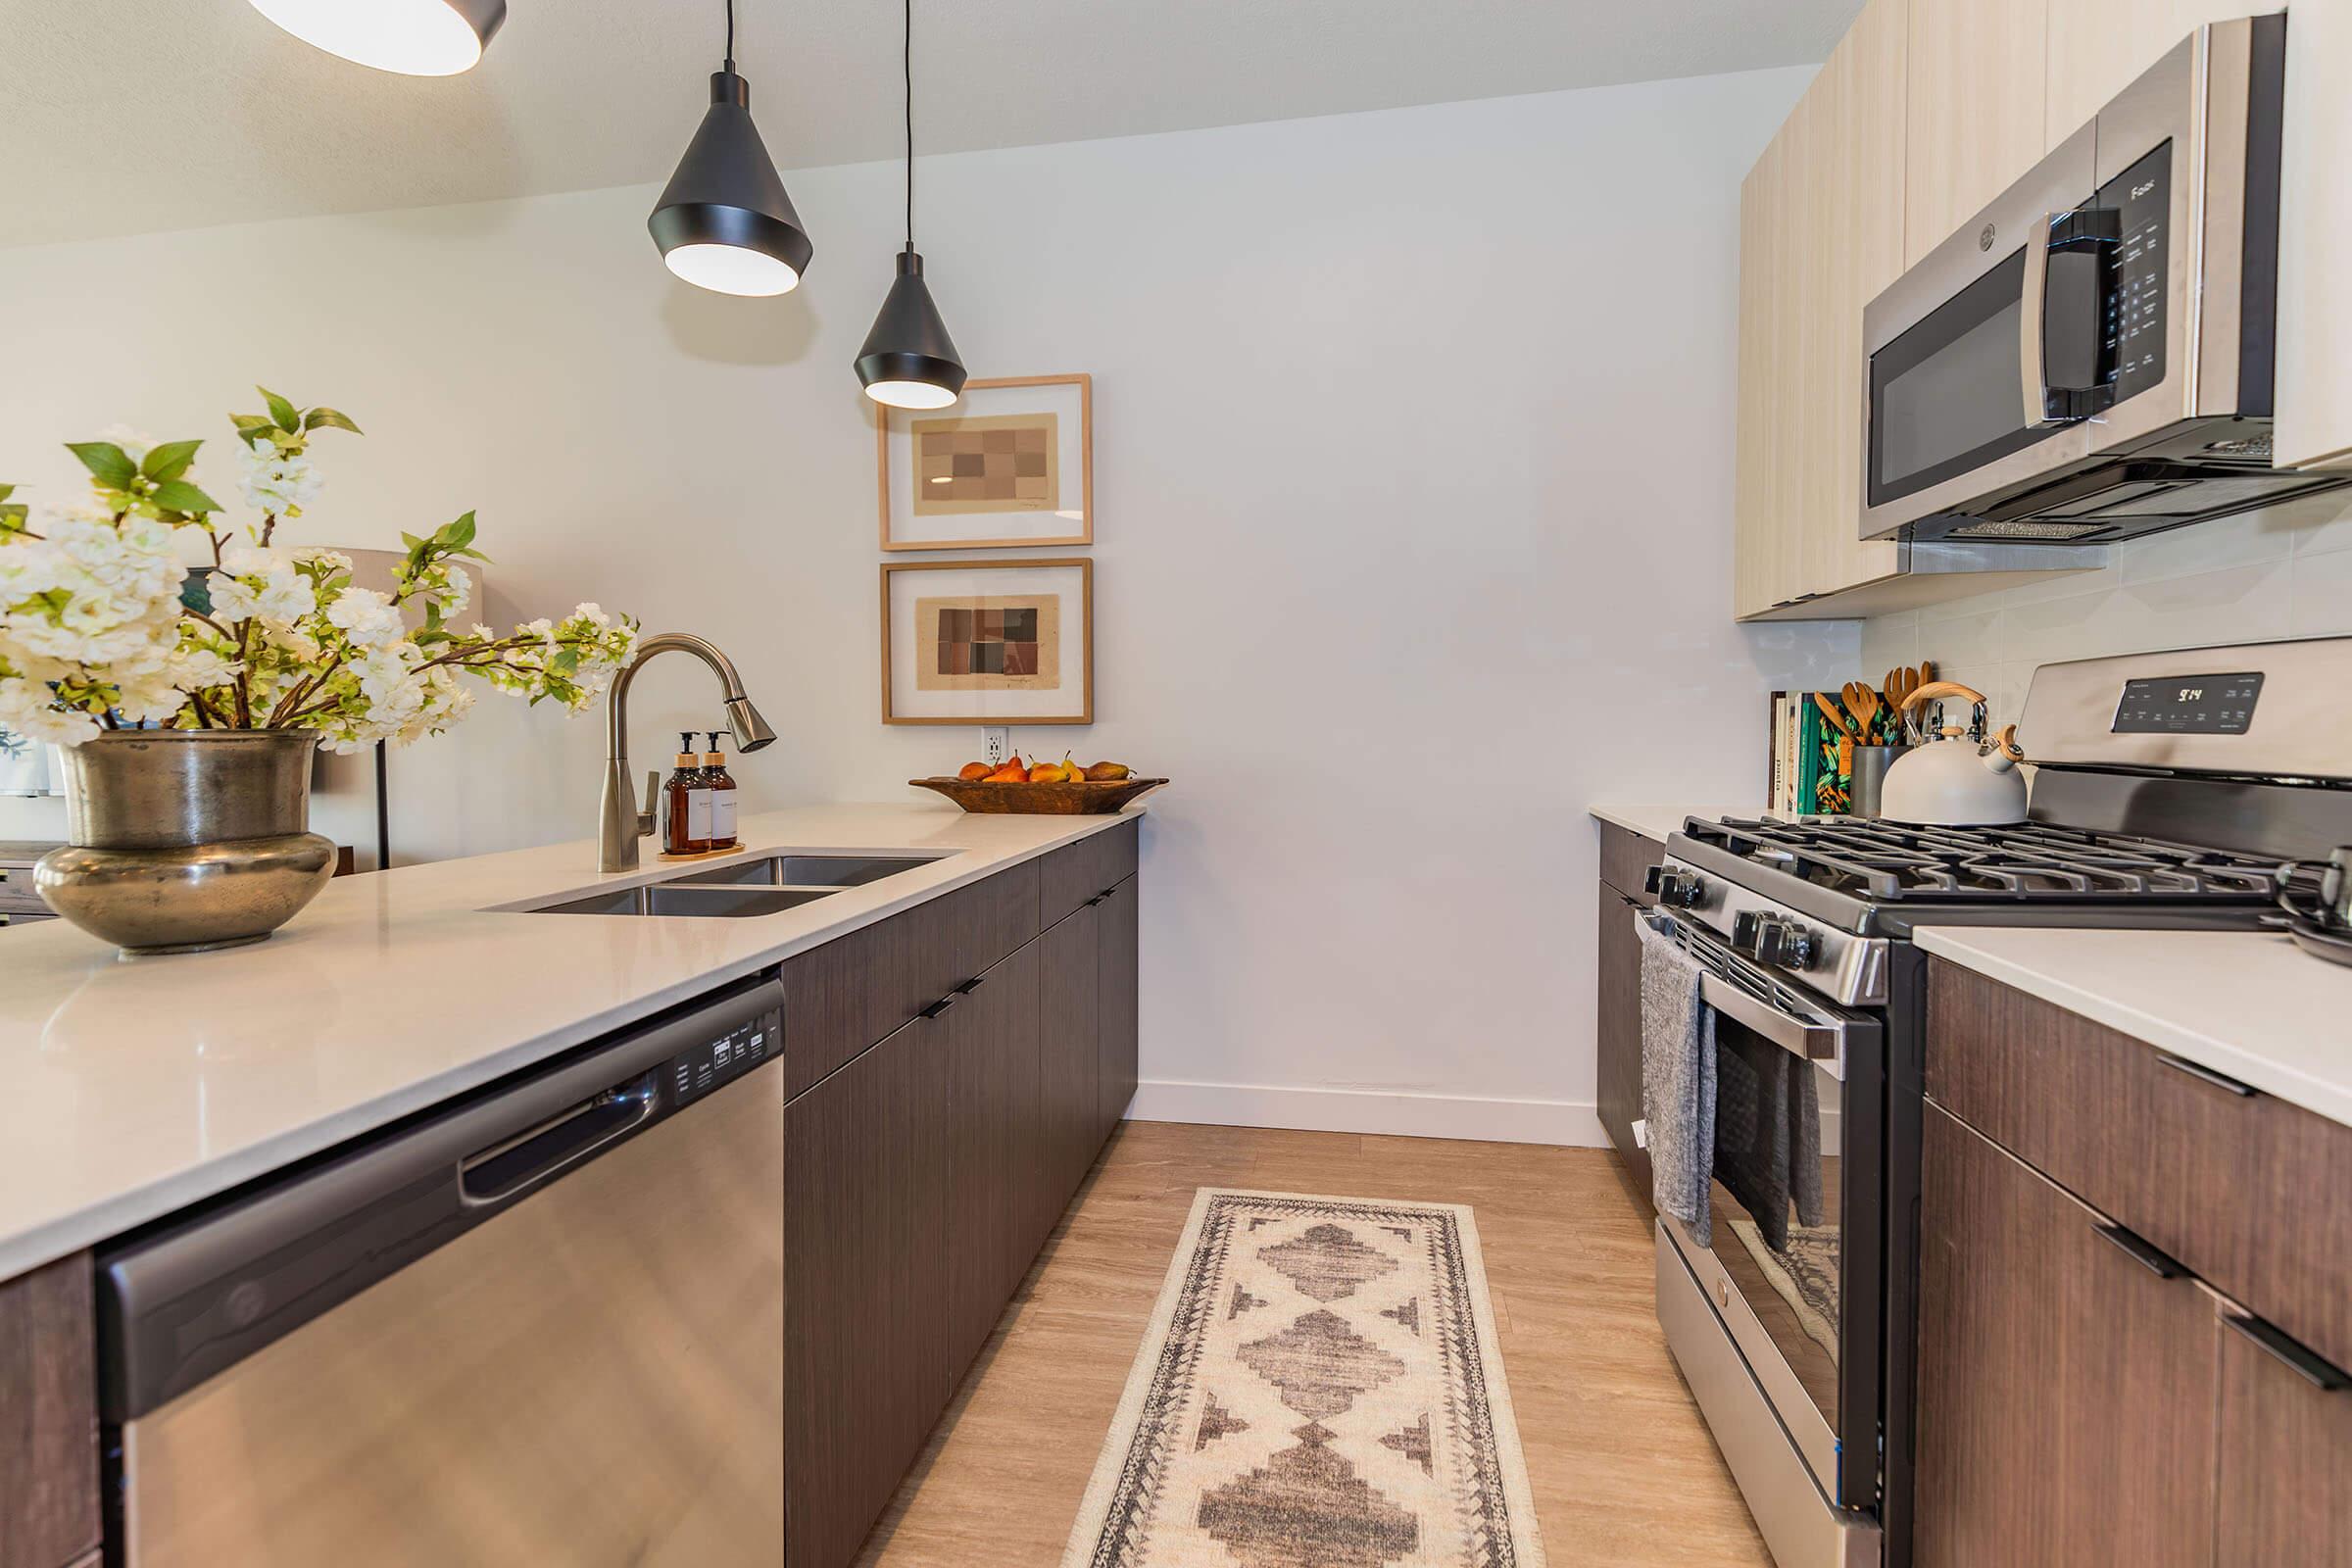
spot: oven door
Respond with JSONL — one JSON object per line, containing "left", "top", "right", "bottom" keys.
{"left": 1642, "top": 911, "right": 1885, "bottom": 1535}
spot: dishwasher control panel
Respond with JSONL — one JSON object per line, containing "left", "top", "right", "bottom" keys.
{"left": 666, "top": 1007, "right": 779, "bottom": 1108}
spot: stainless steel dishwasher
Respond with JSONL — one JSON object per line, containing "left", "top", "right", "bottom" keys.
{"left": 98, "top": 975, "right": 786, "bottom": 1567}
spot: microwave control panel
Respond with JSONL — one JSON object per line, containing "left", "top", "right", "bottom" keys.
{"left": 2111, "top": 671, "right": 2263, "bottom": 735}
{"left": 2097, "top": 140, "right": 2172, "bottom": 403}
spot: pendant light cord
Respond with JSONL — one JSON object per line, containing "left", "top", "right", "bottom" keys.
{"left": 723, "top": 0, "right": 735, "bottom": 72}
{"left": 903, "top": 0, "right": 915, "bottom": 250}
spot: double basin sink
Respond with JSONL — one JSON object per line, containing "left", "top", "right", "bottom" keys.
{"left": 525, "top": 854, "right": 947, "bottom": 919}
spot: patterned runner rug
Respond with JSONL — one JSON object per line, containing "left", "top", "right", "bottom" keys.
{"left": 1060, "top": 1189, "right": 1547, "bottom": 1568}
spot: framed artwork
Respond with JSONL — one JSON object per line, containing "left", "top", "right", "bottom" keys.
{"left": 0, "top": 729, "right": 56, "bottom": 797}
{"left": 877, "top": 374, "right": 1093, "bottom": 551}
{"left": 882, "top": 558, "right": 1094, "bottom": 725}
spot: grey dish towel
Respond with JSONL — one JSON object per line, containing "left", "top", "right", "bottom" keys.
{"left": 1638, "top": 912, "right": 1717, "bottom": 1247}
{"left": 1712, "top": 1026, "right": 1826, "bottom": 1252}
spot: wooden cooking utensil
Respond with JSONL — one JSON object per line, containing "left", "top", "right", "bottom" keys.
{"left": 1814, "top": 691, "right": 1858, "bottom": 737}
{"left": 1844, "top": 681, "right": 1883, "bottom": 737}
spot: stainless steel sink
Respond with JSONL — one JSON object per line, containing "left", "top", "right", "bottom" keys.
{"left": 669, "top": 854, "right": 947, "bottom": 889}
{"left": 529, "top": 885, "right": 839, "bottom": 919}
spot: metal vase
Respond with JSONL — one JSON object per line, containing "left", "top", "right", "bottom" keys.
{"left": 35, "top": 730, "right": 337, "bottom": 956}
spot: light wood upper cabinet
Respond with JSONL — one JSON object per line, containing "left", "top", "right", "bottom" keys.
{"left": 1733, "top": 0, "right": 1907, "bottom": 618}
{"left": 1905, "top": 0, "right": 2050, "bottom": 266}
{"left": 1802, "top": 0, "right": 1908, "bottom": 604}
{"left": 2278, "top": 0, "right": 2352, "bottom": 469}
{"left": 2045, "top": 0, "right": 2265, "bottom": 150}
{"left": 1733, "top": 131, "right": 1792, "bottom": 618}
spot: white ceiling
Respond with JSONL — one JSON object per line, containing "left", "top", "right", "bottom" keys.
{"left": 6, "top": 0, "right": 1859, "bottom": 249}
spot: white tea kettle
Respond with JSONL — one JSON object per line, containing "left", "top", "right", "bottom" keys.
{"left": 1879, "top": 681, "right": 2028, "bottom": 826}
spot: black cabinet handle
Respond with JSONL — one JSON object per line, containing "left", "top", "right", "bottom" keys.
{"left": 2092, "top": 1220, "right": 2184, "bottom": 1279}
{"left": 2154, "top": 1051, "right": 2256, "bottom": 1098}
{"left": 2224, "top": 1311, "right": 2351, "bottom": 1392}
{"left": 954, "top": 975, "right": 986, "bottom": 996}
{"left": 918, "top": 995, "right": 959, "bottom": 1020}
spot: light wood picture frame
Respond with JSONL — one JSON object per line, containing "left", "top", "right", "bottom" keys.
{"left": 881, "top": 557, "right": 1095, "bottom": 725}
{"left": 877, "top": 374, "right": 1094, "bottom": 551}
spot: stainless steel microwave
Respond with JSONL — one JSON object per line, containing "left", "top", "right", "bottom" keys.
{"left": 1860, "top": 14, "right": 2348, "bottom": 545}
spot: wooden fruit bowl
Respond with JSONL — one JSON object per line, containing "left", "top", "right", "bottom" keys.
{"left": 910, "top": 776, "right": 1167, "bottom": 815}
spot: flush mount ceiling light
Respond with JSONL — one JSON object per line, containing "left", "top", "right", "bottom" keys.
{"left": 247, "top": 0, "right": 505, "bottom": 75}
{"left": 648, "top": 0, "right": 814, "bottom": 297}
{"left": 854, "top": 0, "right": 966, "bottom": 410}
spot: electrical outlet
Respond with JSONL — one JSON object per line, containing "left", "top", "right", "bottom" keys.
{"left": 983, "top": 726, "right": 1009, "bottom": 766}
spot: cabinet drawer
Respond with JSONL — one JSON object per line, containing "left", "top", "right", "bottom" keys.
{"left": 1039, "top": 819, "right": 1138, "bottom": 928}
{"left": 1927, "top": 959, "right": 2352, "bottom": 1372}
{"left": 1597, "top": 822, "right": 1666, "bottom": 904}
{"left": 0, "top": 865, "right": 50, "bottom": 915}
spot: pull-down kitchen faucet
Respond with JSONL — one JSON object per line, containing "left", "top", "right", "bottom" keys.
{"left": 598, "top": 633, "right": 776, "bottom": 871}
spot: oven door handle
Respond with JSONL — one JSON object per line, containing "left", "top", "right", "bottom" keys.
{"left": 1696, "top": 970, "right": 1852, "bottom": 1067}
{"left": 1643, "top": 909, "right": 1856, "bottom": 1073}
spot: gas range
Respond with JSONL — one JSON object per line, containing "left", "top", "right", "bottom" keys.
{"left": 1640, "top": 638, "right": 2352, "bottom": 1568}
{"left": 1653, "top": 814, "right": 2290, "bottom": 1005}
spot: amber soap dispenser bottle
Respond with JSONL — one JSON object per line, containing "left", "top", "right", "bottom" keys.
{"left": 663, "top": 732, "right": 711, "bottom": 856}
{"left": 704, "top": 732, "right": 739, "bottom": 852}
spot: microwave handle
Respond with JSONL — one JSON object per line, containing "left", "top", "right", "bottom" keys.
{"left": 2020, "top": 208, "right": 2122, "bottom": 429}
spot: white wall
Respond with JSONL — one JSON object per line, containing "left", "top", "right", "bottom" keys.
{"left": 0, "top": 70, "right": 1858, "bottom": 1143}
{"left": 1858, "top": 491, "right": 2352, "bottom": 724}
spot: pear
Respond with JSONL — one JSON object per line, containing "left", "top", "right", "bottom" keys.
{"left": 1084, "top": 761, "right": 1132, "bottom": 782}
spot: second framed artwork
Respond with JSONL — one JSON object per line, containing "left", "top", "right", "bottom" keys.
{"left": 881, "top": 558, "right": 1094, "bottom": 725}
{"left": 877, "top": 373, "right": 1092, "bottom": 550}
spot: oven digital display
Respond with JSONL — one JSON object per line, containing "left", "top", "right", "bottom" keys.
{"left": 2111, "top": 672, "right": 2263, "bottom": 734}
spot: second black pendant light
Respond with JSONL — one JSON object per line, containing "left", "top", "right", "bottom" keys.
{"left": 855, "top": 0, "right": 966, "bottom": 409}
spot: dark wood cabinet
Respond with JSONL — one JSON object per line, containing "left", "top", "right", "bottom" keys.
{"left": 0, "top": 1250, "right": 100, "bottom": 1568}
{"left": 783, "top": 832, "right": 1142, "bottom": 1568}
{"left": 1592, "top": 822, "right": 1662, "bottom": 1204}
{"left": 2216, "top": 1307, "right": 2352, "bottom": 1564}
{"left": 784, "top": 1011, "right": 951, "bottom": 1568}
{"left": 1593, "top": 881, "right": 1649, "bottom": 1205}
{"left": 944, "top": 940, "right": 1042, "bottom": 1381}
{"left": 1037, "top": 900, "right": 1102, "bottom": 1240}
{"left": 1914, "top": 1102, "right": 2218, "bottom": 1568}
{"left": 1097, "top": 875, "right": 1140, "bottom": 1143}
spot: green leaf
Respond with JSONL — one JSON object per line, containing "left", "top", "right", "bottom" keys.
{"left": 230, "top": 413, "right": 277, "bottom": 447}
{"left": 553, "top": 646, "right": 580, "bottom": 675}
{"left": 0, "top": 483, "right": 14, "bottom": 503}
{"left": 437, "top": 511, "right": 477, "bottom": 551}
{"left": 303, "top": 407, "right": 362, "bottom": 435}
{"left": 0, "top": 505, "right": 27, "bottom": 538}
{"left": 399, "top": 531, "right": 424, "bottom": 551}
{"left": 140, "top": 438, "right": 204, "bottom": 483}
{"left": 179, "top": 574, "right": 214, "bottom": 615}
{"left": 149, "top": 479, "right": 222, "bottom": 514}
{"left": 65, "top": 441, "right": 136, "bottom": 489}
{"left": 455, "top": 546, "right": 491, "bottom": 563}
{"left": 260, "top": 387, "right": 300, "bottom": 433}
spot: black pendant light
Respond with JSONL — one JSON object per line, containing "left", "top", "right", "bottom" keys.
{"left": 648, "top": 0, "right": 814, "bottom": 297}
{"left": 855, "top": 0, "right": 966, "bottom": 409}
{"left": 248, "top": 0, "right": 504, "bottom": 75}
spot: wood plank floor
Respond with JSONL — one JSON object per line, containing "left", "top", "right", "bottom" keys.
{"left": 857, "top": 1120, "right": 1771, "bottom": 1566}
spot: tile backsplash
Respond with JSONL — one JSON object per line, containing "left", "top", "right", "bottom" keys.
{"left": 1859, "top": 487, "right": 2352, "bottom": 723}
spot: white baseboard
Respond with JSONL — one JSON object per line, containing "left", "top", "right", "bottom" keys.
{"left": 1124, "top": 1079, "right": 1609, "bottom": 1148}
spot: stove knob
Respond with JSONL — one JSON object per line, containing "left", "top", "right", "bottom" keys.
{"left": 1755, "top": 917, "right": 1820, "bottom": 970}
{"left": 1730, "top": 909, "right": 1769, "bottom": 958}
{"left": 1643, "top": 865, "right": 1706, "bottom": 908}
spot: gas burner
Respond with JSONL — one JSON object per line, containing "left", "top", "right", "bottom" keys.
{"left": 1687, "top": 816, "right": 2284, "bottom": 906}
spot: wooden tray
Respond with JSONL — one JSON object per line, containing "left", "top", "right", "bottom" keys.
{"left": 909, "top": 776, "right": 1167, "bottom": 815}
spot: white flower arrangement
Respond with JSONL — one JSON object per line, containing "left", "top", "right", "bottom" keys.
{"left": 0, "top": 388, "right": 637, "bottom": 754}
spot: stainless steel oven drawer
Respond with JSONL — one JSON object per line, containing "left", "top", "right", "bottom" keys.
{"left": 1658, "top": 1223, "right": 1881, "bottom": 1568}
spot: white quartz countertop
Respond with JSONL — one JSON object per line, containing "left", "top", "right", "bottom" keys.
{"left": 1914, "top": 926, "right": 2352, "bottom": 1131}
{"left": 1589, "top": 803, "right": 1762, "bottom": 843}
{"left": 0, "top": 802, "right": 1144, "bottom": 1282}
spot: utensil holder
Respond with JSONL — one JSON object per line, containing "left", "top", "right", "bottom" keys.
{"left": 1849, "top": 745, "right": 1907, "bottom": 819}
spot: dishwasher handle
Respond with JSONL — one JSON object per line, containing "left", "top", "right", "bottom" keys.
{"left": 459, "top": 1070, "right": 661, "bottom": 1207}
